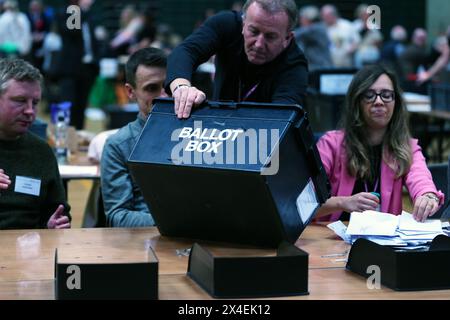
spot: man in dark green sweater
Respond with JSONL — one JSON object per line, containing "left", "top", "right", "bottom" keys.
{"left": 0, "top": 58, "right": 71, "bottom": 229}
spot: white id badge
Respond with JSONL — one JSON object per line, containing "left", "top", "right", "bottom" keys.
{"left": 14, "top": 176, "right": 41, "bottom": 197}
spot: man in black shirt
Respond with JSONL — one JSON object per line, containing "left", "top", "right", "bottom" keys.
{"left": 165, "top": 0, "right": 308, "bottom": 118}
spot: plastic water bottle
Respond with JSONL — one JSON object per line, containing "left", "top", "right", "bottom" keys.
{"left": 54, "top": 112, "right": 68, "bottom": 164}
{"left": 371, "top": 192, "right": 381, "bottom": 212}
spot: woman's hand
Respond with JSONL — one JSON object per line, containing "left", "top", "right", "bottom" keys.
{"left": 341, "top": 192, "right": 380, "bottom": 213}
{"left": 413, "top": 193, "right": 439, "bottom": 222}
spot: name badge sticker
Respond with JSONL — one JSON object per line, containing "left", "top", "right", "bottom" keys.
{"left": 14, "top": 176, "right": 41, "bottom": 197}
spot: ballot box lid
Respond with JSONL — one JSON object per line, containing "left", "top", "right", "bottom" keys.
{"left": 128, "top": 98, "right": 330, "bottom": 248}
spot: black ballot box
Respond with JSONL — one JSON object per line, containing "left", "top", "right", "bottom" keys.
{"left": 128, "top": 98, "right": 330, "bottom": 248}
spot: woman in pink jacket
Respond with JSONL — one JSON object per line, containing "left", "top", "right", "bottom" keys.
{"left": 316, "top": 64, "right": 444, "bottom": 222}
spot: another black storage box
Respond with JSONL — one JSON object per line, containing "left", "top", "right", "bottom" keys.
{"left": 54, "top": 247, "right": 158, "bottom": 300}
{"left": 128, "top": 98, "right": 330, "bottom": 248}
{"left": 346, "top": 235, "right": 450, "bottom": 291}
{"left": 187, "top": 242, "right": 309, "bottom": 298}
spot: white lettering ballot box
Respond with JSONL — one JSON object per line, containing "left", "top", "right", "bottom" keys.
{"left": 128, "top": 98, "right": 330, "bottom": 248}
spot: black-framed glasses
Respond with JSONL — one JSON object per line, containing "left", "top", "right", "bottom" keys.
{"left": 362, "top": 89, "right": 395, "bottom": 103}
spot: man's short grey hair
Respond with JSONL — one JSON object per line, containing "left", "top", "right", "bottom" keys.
{"left": 299, "top": 5, "right": 320, "bottom": 22}
{"left": 390, "top": 25, "right": 407, "bottom": 42}
{"left": 0, "top": 58, "right": 42, "bottom": 95}
{"left": 242, "top": 0, "right": 299, "bottom": 32}
{"left": 321, "top": 4, "right": 339, "bottom": 18}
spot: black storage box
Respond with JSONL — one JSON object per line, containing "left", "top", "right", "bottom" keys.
{"left": 187, "top": 242, "right": 309, "bottom": 298}
{"left": 54, "top": 247, "right": 158, "bottom": 299}
{"left": 346, "top": 235, "right": 450, "bottom": 291}
{"left": 128, "top": 98, "right": 330, "bottom": 248}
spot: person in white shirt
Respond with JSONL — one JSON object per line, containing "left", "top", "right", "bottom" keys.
{"left": 0, "top": 0, "right": 32, "bottom": 56}
{"left": 320, "top": 4, "right": 360, "bottom": 67}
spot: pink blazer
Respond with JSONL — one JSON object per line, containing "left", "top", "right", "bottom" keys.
{"left": 316, "top": 130, "right": 444, "bottom": 221}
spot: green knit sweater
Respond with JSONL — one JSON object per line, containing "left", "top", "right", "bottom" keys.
{"left": 0, "top": 132, "right": 71, "bottom": 229}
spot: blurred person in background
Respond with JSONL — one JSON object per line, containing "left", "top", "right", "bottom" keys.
{"left": 294, "top": 5, "right": 332, "bottom": 71}
{"left": 417, "top": 26, "right": 450, "bottom": 85}
{"left": 127, "top": 5, "right": 157, "bottom": 55}
{"left": 56, "top": 0, "right": 100, "bottom": 129}
{"left": 110, "top": 5, "right": 141, "bottom": 56}
{"left": 0, "top": 0, "right": 32, "bottom": 58}
{"left": 353, "top": 3, "right": 383, "bottom": 68}
{"left": 321, "top": 4, "right": 360, "bottom": 68}
{"left": 400, "top": 28, "right": 429, "bottom": 93}
{"left": 26, "top": 0, "right": 51, "bottom": 69}
{"left": 381, "top": 25, "right": 408, "bottom": 82}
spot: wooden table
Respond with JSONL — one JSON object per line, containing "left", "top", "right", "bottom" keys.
{"left": 0, "top": 225, "right": 449, "bottom": 300}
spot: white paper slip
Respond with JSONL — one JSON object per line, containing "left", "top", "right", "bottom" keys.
{"left": 397, "top": 229, "right": 440, "bottom": 235}
{"left": 346, "top": 211, "right": 399, "bottom": 236}
{"left": 14, "top": 176, "right": 41, "bottom": 196}
{"left": 296, "top": 179, "right": 319, "bottom": 224}
{"left": 398, "top": 211, "right": 443, "bottom": 233}
{"left": 327, "top": 221, "right": 351, "bottom": 243}
{"left": 397, "top": 231, "right": 442, "bottom": 241}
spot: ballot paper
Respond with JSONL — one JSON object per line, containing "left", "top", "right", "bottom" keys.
{"left": 327, "top": 221, "right": 351, "bottom": 243}
{"left": 398, "top": 211, "right": 443, "bottom": 233}
{"left": 346, "top": 211, "right": 399, "bottom": 236}
{"left": 328, "top": 210, "right": 447, "bottom": 248}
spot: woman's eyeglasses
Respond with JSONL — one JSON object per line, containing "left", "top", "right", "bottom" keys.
{"left": 362, "top": 89, "right": 395, "bottom": 103}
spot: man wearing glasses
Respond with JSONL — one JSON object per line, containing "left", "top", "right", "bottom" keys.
{"left": 314, "top": 64, "right": 443, "bottom": 223}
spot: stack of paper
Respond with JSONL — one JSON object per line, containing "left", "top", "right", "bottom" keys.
{"left": 328, "top": 211, "right": 446, "bottom": 249}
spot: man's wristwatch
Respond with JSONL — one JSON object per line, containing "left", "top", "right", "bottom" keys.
{"left": 172, "top": 84, "right": 190, "bottom": 94}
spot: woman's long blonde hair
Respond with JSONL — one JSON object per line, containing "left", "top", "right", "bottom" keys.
{"left": 342, "top": 64, "right": 412, "bottom": 180}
